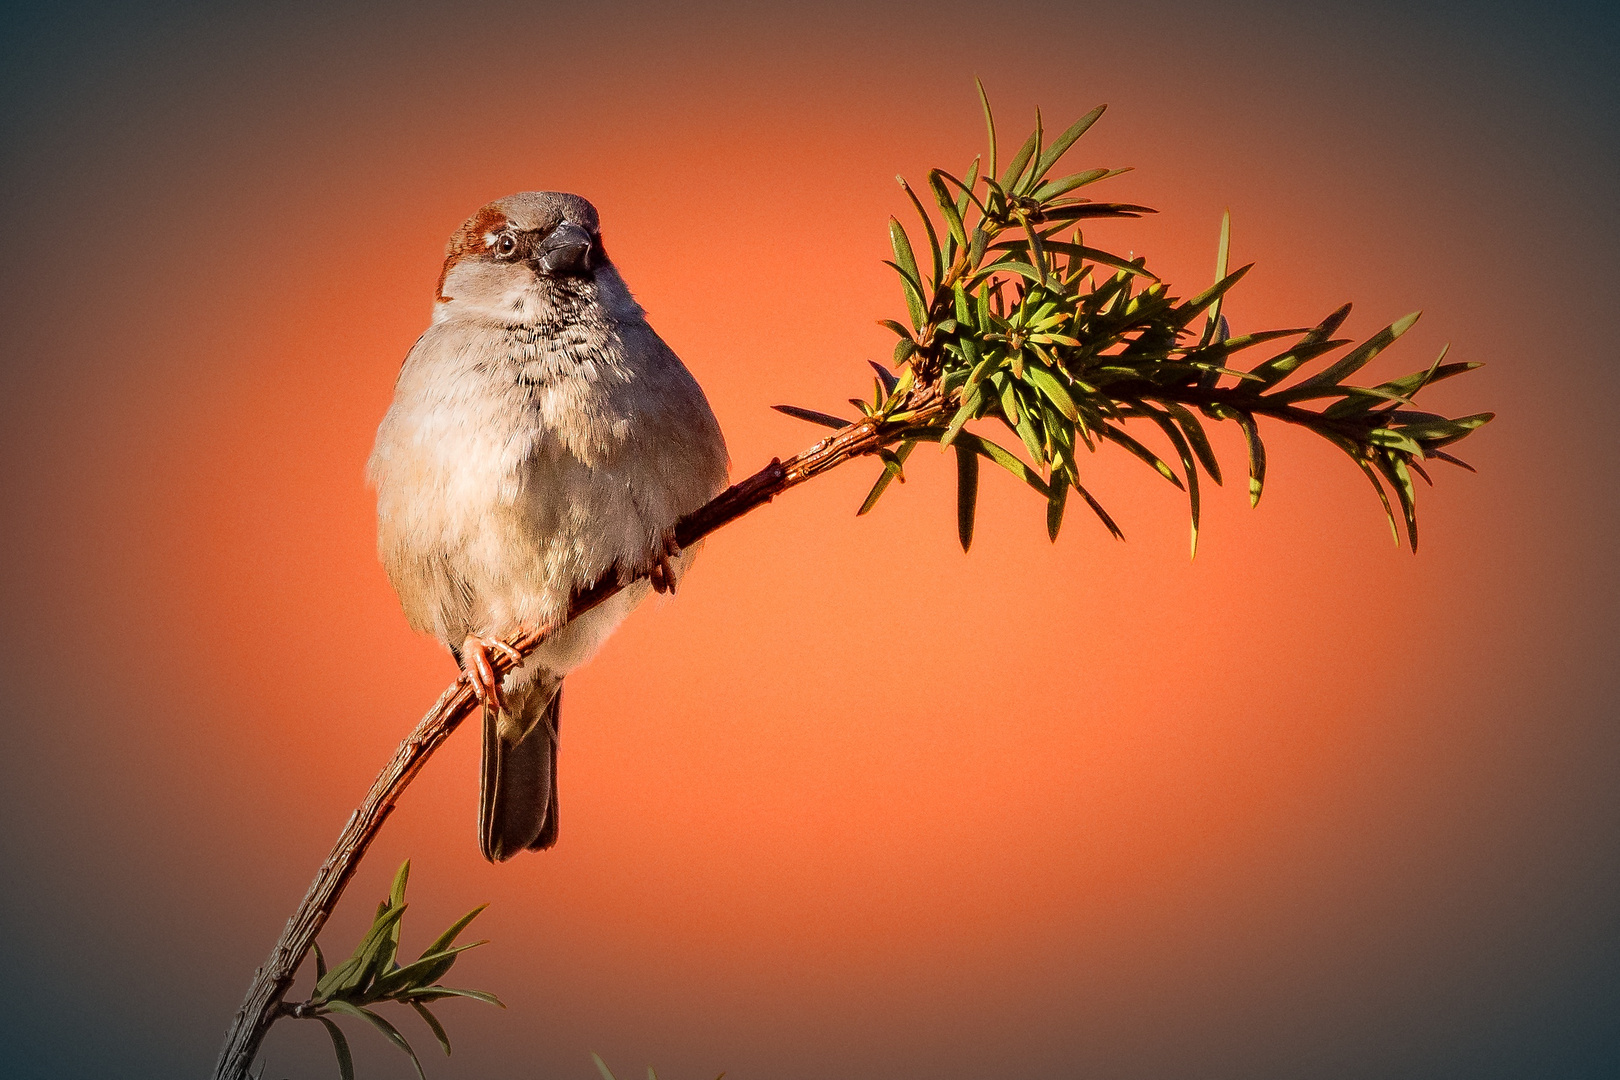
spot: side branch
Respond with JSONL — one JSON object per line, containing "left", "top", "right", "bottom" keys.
{"left": 213, "top": 398, "right": 942, "bottom": 1080}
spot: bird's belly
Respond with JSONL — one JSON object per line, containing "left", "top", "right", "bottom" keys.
{"left": 399, "top": 419, "right": 667, "bottom": 670}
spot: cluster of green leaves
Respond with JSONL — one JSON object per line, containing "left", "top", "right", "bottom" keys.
{"left": 295, "top": 861, "right": 502, "bottom": 1080}
{"left": 778, "top": 84, "right": 1492, "bottom": 554}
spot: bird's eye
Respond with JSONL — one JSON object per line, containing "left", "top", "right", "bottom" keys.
{"left": 494, "top": 234, "right": 518, "bottom": 258}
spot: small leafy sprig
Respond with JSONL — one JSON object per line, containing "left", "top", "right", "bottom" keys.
{"left": 282, "top": 861, "right": 503, "bottom": 1080}
{"left": 777, "top": 83, "right": 1492, "bottom": 553}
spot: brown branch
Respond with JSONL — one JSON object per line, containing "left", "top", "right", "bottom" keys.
{"left": 213, "top": 396, "right": 944, "bottom": 1080}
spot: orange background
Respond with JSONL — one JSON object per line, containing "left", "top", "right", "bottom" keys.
{"left": 2, "top": 2, "right": 1616, "bottom": 1077}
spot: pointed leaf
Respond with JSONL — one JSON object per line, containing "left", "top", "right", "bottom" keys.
{"left": 317, "top": 1018, "right": 355, "bottom": 1080}
{"left": 1233, "top": 410, "right": 1267, "bottom": 507}
{"left": 940, "top": 385, "right": 983, "bottom": 448}
{"left": 858, "top": 441, "right": 916, "bottom": 515}
{"left": 1394, "top": 412, "right": 1494, "bottom": 444}
{"left": 976, "top": 79, "right": 998, "bottom": 180}
{"left": 1072, "top": 478, "right": 1125, "bottom": 540}
{"left": 1141, "top": 408, "right": 1200, "bottom": 558}
{"left": 594, "top": 1053, "right": 619, "bottom": 1080}
{"left": 1026, "top": 365, "right": 1079, "bottom": 420}
{"left": 1429, "top": 450, "right": 1476, "bottom": 472}
{"left": 403, "top": 985, "right": 506, "bottom": 1007}
{"left": 1162, "top": 402, "right": 1222, "bottom": 485}
{"left": 407, "top": 1001, "right": 451, "bottom": 1058}
{"left": 1032, "top": 105, "right": 1106, "bottom": 182}
{"left": 316, "top": 903, "right": 407, "bottom": 1000}
{"left": 999, "top": 128, "right": 1039, "bottom": 192}
{"left": 374, "top": 940, "right": 489, "bottom": 997}
{"left": 997, "top": 238, "right": 1156, "bottom": 279}
{"left": 1098, "top": 423, "right": 1183, "bottom": 489}
{"left": 958, "top": 156, "right": 981, "bottom": 226}
{"left": 868, "top": 360, "right": 899, "bottom": 394}
{"left": 1037, "top": 202, "right": 1155, "bottom": 222}
{"left": 1201, "top": 211, "right": 1231, "bottom": 347}
{"left": 772, "top": 404, "right": 849, "bottom": 430}
{"left": 928, "top": 170, "right": 969, "bottom": 249}
{"left": 389, "top": 861, "right": 411, "bottom": 909}
{"left": 899, "top": 177, "right": 943, "bottom": 285}
{"left": 1172, "top": 264, "right": 1251, "bottom": 329}
{"left": 415, "top": 904, "right": 488, "bottom": 966}
{"left": 1249, "top": 303, "right": 1352, "bottom": 386}
{"left": 955, "top": 442, "right": 979, "bottom": 552}
{"left": 1375, "top": 451, "right": 1420, "bottom": 552}
{"left": 1345, "top": 449, "right": 1401, "bottom": 545}
{"left": 324, "top": 1002, "right": 425, "bottom": 1080}
{"left": 952, "top": 432, "right": 1051, "bottom": 496}
{"left": 1289, "top": 311, "right": 1421, "bottom": 393}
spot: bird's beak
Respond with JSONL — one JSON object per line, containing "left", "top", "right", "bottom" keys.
{"left": 537, "top": 222, "right": 592, "bottom": 274}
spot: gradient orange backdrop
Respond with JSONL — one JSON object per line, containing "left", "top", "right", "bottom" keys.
{"left": 2, "top": 2, "right": 1616, "bottom": 1078}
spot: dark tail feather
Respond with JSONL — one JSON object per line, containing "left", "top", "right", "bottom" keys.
{"left": 479, "top": 682, "right": 561, "bottom": 862}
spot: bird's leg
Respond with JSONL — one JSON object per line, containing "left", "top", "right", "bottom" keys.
{"left": 647, "top": 527, "right": 682, "bottom": 595}
{"left": 460, "top": 634, "right": 522, "bottom": 712}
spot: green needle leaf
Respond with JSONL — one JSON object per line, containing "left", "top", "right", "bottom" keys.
{"left": 1027, "top": 365, "right": 1079, "bottom": 420}
{"left": 1141, "top": 408, "right": 1201, "bottom": 558}
{"left": 1033, "top": 106, "right": 1107, "bottom": 182}
{"left": 1287, "top": 311, "right": 1421, "bottom": 394}
{"left": 403, "top": 986, "right": 506, "bottom": 1007}
{"left": 955, "top": 442, "right": 980, "bottom": 552}
{"left": 418, "top": 904, "right": 488, "bottom": 961}
{"left": 1173, "top": 264, "right": 1251, "bottom": 329}
{"left": 389, "top": 860, "right": 411, "bottom": 909}
{"left": 899, "top": 177, "right": 944, "bottom": 285}
{"left": 374, "top": 940, "right": 489, "bottom": 997}
{"left": 1038, "top": 202, "right": 1155, "bottom": 222}
{"left": 1375, "top": 451, "right": 1420, "bottom": 552}
{"left": 858, "top": 441, "right": 916, "bottom": 515}
{"left": 1162, "top": 402, "right": 1222, "bottom": 485}
{"left": 976, "top": 79, "right": 998, "bottom": 179}
{"left": 1233, "top": 410, "right": 1267, "bottom": 507}
{"left": 1249, "top": 303, "right": 1352, "bottom": 385}
{"left": 999, "top": 128, "right": 1039, "bottom": 192}
{"left": 928, "top": 170, "right": 969, "bottom": 249}
{"left": 324, "top": 1002, "right": 426, "bottom": 1080}
{"left": 1201, "top": 210, "right": 1231, "bottom": 347}
{"left": 356, "top": 903, "right": 409, "bottom": 990}
{"left": 772, "top": 405, "right": 849, "bottom": 430}
{"left": 1345, "top": 449, "right": 1401, "bottom": 546}
{"left": 1098, "top": 423, "right": 1184, "bottom": 489}
{"left": 411, "top": 1001, "right": 452, "bottom": 1057}
{"left": 594, "top": 1052, "right": 620, "bottom": 1080}
{"left": 868, "top": 360, "right": 899, "bottom": 395}
{"left": 1072, "top": 478, "right": 1125, "bottom": 540}
{"left": 317, "top": 1018, "right": 355, "bottom": 1080}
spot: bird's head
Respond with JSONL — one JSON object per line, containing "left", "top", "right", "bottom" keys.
{"left": 433, "top": 192, "right": 637, "bottom": 326}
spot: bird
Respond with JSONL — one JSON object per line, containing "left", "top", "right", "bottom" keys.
{"left": 367, "top": 192, "right": 729, "bottom": 861}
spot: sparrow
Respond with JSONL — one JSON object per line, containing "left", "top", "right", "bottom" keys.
{"left": 367, "top": 192, "right": 729, "bottom": 861}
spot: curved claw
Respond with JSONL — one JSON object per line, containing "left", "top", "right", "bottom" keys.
{"left": 648, "top": 529, "right": 682, "bottom": 595}
{"left": 461, "top": 634, "right": 521, "bottom": 711}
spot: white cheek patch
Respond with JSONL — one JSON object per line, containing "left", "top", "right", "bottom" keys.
{"left": 483, "top": 232, "right": 499, "bottom": 248}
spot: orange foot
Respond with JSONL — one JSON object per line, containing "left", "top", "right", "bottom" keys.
{"left": 647, "top": 528, "right": 683, "bottom": 595}
{"left": 460, "top": 634, "right": 522, "bottom": 712}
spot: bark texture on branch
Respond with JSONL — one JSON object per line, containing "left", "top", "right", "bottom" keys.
{"left": 213, "top": 400, "right": 943, "bottom": 1080}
